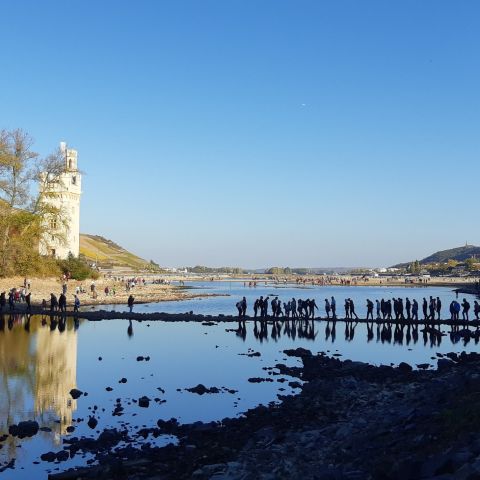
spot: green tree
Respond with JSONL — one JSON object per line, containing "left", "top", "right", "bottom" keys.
{"left": 0, "top": 129, "right": 67, "bottom": 276}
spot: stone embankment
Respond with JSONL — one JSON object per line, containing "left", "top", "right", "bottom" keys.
{"left": 50, "top": 349, "right": 480, "bottom": 480}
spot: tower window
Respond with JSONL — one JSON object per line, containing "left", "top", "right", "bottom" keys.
{"left": 69, "top": 159, "right": 72, "bottom": 170}
{"left": 72, "top": 176, "right": 77, "bottom": 185}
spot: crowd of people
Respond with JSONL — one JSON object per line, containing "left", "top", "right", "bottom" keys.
{"left": 236, "top": 295, "right": 480, "bottom": 322}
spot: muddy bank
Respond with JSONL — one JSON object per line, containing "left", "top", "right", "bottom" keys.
{"left": 47, "top": 349, "right": 480, "bottom": 480}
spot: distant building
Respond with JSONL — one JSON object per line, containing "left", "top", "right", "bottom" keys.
{"left": 39, "top": 142, "right": 82, "bottom": 259}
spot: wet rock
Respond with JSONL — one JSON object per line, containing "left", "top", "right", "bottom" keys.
{"left": 87, "top": 417, "right": 98, "bottom": 429}
{"left": 398, "top": 362, "right": 413, "bottom": 372}
{"left": 283, "top": 348, "right": 312, "bottom": 358}
{"left": 416, "top": 363, "right": 430, "bottom": 370}
{"left": 119, "top": 378, "right": 127, "bottom": 383}
{"left": 40, "top": 451, "right": 56, "bottom": 462}
{"left": 288, "top": 381, "right": 303, "bottom": 389}
{"left": 138, "top": 396, "right": 150, "bottom": 408}
{"left": 438, "top": 359, "right": 454, "bottom": 370}
{"left": 185, "top": 384, "right": 221, "bottom": 395}
{"left": 136, "top": 356, "right": 144, "bottom": 361}
{"left": 69, "top": 389, "right": 83, "bottom": 399}
{"left": 446, "top": 352, "right": 459, "bottom": 362}
{"left": 66, "top": 426, "right": 75, "bottom": 434}
{"left": 106, "top": 387, "right": 113, "bottom": 391}
{"left": 8, "top": 421, "right": 39, "bottom": 438}
{"left": 56, "top": 450, "right": 69, "bottom": 462}
{"left": 248, "top": 377, "right": 274, "bottom": 383}
{"left": 98, "top": 428, "right": 122, "bottom": 445}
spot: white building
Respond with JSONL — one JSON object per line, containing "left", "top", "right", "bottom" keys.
{"left": 39, "top": 142, "right": 82, "bottom": 259}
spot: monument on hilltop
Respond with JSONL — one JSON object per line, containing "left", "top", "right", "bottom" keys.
{"left": 39, "top": 142, "right": 82, "bottom": 259}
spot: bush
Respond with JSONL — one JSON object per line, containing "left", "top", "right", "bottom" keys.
{"left": 58, "top": 253, "right": 99, "bottom": 280}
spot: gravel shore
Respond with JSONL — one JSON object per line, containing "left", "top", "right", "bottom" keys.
{"left": 45, "top": 348, "right": 480, "bottom": 480}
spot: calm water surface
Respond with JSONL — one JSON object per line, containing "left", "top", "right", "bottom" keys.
{"left": 1, "top": 283, "right": 478, "bottom": 479}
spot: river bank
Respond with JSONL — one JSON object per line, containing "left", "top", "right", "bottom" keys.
{"left": 47, "top": 348, "right": 480, "bottom": 480}
{"left": 0, "top": 276, "right": 219, "bottom": 307}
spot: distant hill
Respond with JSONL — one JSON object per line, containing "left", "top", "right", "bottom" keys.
{"left": 79, "top": 234, "right": 150, "bottom": 270}
{"left": 395, "top": 244, "right": 480, "bottom": 267}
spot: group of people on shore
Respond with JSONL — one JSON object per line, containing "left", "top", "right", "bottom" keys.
{"left": 236, "top": 295, "right": 480, "bottom": 322}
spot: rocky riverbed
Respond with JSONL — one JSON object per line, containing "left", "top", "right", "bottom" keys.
{"left": 45, "top": 348, "right": 480, "bottom": 480}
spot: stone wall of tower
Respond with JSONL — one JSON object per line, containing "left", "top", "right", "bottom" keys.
{"left": 39, "top": 143, "right": 82, "bottom": 259}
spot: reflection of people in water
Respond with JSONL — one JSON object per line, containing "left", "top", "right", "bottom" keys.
{"left": 237, "top": 318, "right": 247, "bottom": 341}
{"left": 128, "top": 319, "right": 134, "bottom": 338}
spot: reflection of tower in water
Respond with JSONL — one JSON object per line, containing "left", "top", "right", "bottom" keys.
{"left": 34, "top": 323, "right": 78, "bottom": 435}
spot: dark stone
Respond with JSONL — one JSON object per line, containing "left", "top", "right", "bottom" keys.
{"left": 56, "top": 450, "right": 69, "bottom": 462}
{"left": 416, "top": 363, "right": 430, "bottom": 370}
{"left": 8, "top": 421, "right": 39, "bottom": 438}
{"left": 87, "top": 417, "right": 98, "bottom": 429}
{"left": 40, "top": 451, "right": 56, "bottom": 462}
{"left": 138, "top": 396, "right": 150, "bottom": 408}
{"left": 438, "top": 359, "right": 454, "bottom": 370}
{"left": 398, "top": 362, "right": 413, "bottom": 372}
{"left": 283, "top": 348, "right": 312, "bottom": 358}
{"left": 119, "top": 378, "right": 127, "bottom": 383}
{"left": 248, "top": 377, "right": 274, "bottom": 383}
{"left": 185, "top": 384, "right": 222, "bottom": 395}
{"left": 69, "top": 389, "right": 83, "bottom": 399}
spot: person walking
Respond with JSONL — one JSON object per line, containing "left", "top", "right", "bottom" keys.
{"left": 366, "top": 299, "right": 374, "bottom": 321}
{"left": 412, "top": 299, "right": 419, "bottom": 321}
{"left": 436, "top": 297, "right": 442, "bottom": 320}
{"left": 253, "top": 298, "right": 259, "bottom": 318}
{"left": 25, "top": 292, "right": 31, "bottom": 312}
{"left": 422, "top": 298, "right": 428, "bottom": 320}
{"left": 462, "top": 299, "right": 471, "bottom": 321}
{"left": 50, "top": 293, "right": 58, "bottom": 312}
{"left": 74, "top": 294, "right": 80, "bottom": 313}
{"left": 405, "top": 298, "right": 411, "bottom": 320}
{"left": 0, "top": 291, "right": 6, "bottom": 312}
{"left": 331, "top": 296, "right": 337, "bottom": 319}
{"left": 128, "top": 294, "right": 135, "bottom": 313}
{"left": 349, "top": 299, "right": 359, "bottom": 320}
{"left": 344, "top": 299, "right": 350, "bottom": 319}
{"left": 241, "top": 296, "right": 247, "bottom": 318}
{"left": 324, "top": 299, "right": 331, "bottom": 319}
{"left": 474, "top": 301, "right": 480, "bottom": 320}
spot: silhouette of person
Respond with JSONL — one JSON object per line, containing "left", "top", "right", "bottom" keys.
{"left": 462, "top": 299, "right": 471, "bottom": 321}
{"left": 436, "top": 297, "right": 442, "bottom": 320}
{"left": 128, "top": 294, "right": 135, "bottom": 313}
{"left": 349, "top": 299, "right": 358, "bottom": 320}
{"left": 405, "top": 298, "right": 411, "bottom": 320}
{"left": 366, "top": 299, "right": 374, "bottom": 320}
{"left": 331, "top": 297, "right": 337, "bottom": 319}
{"left": 412, "top": 299, "right": 419, "bottom": 321}
{"left": 324, "top": 299, "right": 331, "bottom": 319}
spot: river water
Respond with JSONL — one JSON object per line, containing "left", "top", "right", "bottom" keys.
{"left": 0, "top": 283, "right": 477, "bottom": 479}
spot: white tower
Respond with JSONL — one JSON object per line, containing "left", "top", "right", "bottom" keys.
{"left": 39, "top": 142, "right": 82, "bottom": 259}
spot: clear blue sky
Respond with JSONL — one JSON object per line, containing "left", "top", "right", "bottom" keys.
{"left": 1, "top": 1, "right": 479, "bottom": 268}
